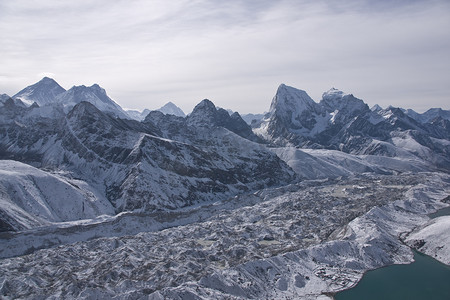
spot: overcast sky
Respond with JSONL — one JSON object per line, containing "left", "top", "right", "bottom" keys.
{"left": 1, "top": 0, "right": 449, "bottom": 114}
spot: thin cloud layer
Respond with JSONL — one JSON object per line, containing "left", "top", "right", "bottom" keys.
{"left": 0, "top": 0, "right": 449, "bottom": 113}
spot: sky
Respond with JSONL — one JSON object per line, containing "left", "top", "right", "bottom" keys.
{"left": 0, "top": 0, "right": 449, "bottom": 114}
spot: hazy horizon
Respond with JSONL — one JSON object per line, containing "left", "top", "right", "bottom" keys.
{"left": 1, "top": 0, "right": 449, "bottom": 114}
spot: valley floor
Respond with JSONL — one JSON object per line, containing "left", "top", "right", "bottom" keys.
{"left": 1, "top": 172, "right": 449, "bottom": 299}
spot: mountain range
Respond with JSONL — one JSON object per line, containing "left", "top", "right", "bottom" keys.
{"left": 8, "top": 77, "right": 188, "bottom": 121}
{"left": 1, "top": 78, "right": 449, "bottom": 232}
{"left": 0, "top": 79, "right": 296, "bottom": 231}
{"left": 254, "top": 84, "right": 450, "bottom": 171}
{"left": 126, "top": 102, "right": 186, "bottom": 121}
{"left": 1, "top": 77, "right": 450, "bottom": 299}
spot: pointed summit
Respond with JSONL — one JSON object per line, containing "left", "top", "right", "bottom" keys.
{"left": 185, "top": 99, "right": 260, "bottom": 141}
{"left": 187, "top": 99, "right": 219, "bottom": 127}
{"left": 371, "top": 104, "right": 383, "bottom": 112}
{"left": 322, "top": 87, "right": 345, "bottom": 101}
{"left": 157, "top": 101, "right": 185, "bottom": 117}
{"left": 12, "top": 78, "right": 131, "bottom": 119}
{"left": 13, "top": 77, "right": 66, "bottom": 106}
{"left": 264, "top": 84, "right": 322, "bottom": 135}
{"left": 67, "top": 101, "right": 106, "bottom": 120}
{"left": 270, "top": 84, "right": 321, "bottom": 116}
{"left": 41, "top": 77, "right": 56, "bottom": 83}
{"left": 193, "top": 99, "right": 216, "bottom": 110}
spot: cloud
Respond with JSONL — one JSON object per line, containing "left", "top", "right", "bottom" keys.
{"left": 0, "top": 0, "right": 449, "bottom": 113}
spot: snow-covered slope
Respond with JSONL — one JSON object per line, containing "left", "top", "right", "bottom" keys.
{"left": 0, "top": 160, "right": 114, "bottom": 231}
{"left": 12, "top": 77, "right": 65, "bottom": 106}
{"left": 272, "top": 147, "right": 435, "bottom": 179}
{"left": 405, "top": 215, "right": 450, "bottom": 265}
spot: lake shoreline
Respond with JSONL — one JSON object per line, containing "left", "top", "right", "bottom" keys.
{"left": 334, "top": 249, "right": 450, "bottom": 300}
{"left": 333, "top": 203, "right": 450, "bottom": 300}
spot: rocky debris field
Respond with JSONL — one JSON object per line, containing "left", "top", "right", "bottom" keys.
{"left": 1, "top": 172, "right": 449, "bottom": 299}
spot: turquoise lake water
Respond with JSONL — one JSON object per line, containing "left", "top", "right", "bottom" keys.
{"left": 428, "top": 206, "right": 450, "bottom": 219}
{"left": 334, "top": 250, "right": 450, "bottom": 300}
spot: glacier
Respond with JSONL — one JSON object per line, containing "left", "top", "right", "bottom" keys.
{"left": 0, "top": 172, "right": 448, "bottom": 299}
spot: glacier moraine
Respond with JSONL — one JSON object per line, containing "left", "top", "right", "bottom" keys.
{"left": 1, "top": 172, "right": 449, "bottom": 299}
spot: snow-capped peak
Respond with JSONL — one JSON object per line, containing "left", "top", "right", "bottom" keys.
{"left": 322, "top": 87, "right": 346, "bottom": 100}
{"left": 320, "top": 87, "right": 368, "bottom": 117}
{"left": 186, "top": 99, "right": 218, "bottom": 127}
{"left": 55, "top": 84, "right": 129, "bottom": 119}
{"left": 188, "top": 99, "right": 220, "bottom": 122}
{"left": 321, "top": 87, "right": 350, "bottom": 106}
{"left": 157, "top": 101, "right": 185, "bottom": 117}
{"left": 10, "top": 79, "right": 133, "bottom": 120}
{"left": 12, "top": 77, "right": 66, "bottom": 106}
{"left": 270, "top": 84, "right": 319, "bottom": 115}
{"left": 371, "top": 104, "right": 383, "bottom": 112}
{"left": 252, "top": 84, "right": 326, "bottom": 140}
{"left": 63, "top": 84, "right": 109, "bottom": 104}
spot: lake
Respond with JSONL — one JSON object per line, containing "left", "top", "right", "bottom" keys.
{"left": 428, "top": 205, "right": 450, "bottom": 219}
{"left": 334, "top": 250, "right": 450, "bottom": 300}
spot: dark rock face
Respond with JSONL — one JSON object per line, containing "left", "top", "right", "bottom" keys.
{"left": 0, "top": 98, "right": 296, "bottom": 214}
{"left": 227, "top": 112, "right": 262, "bottom": 142}
{"left": 185, "top": 99, "right": 262, "bottom": 142}
{"left": 268, "top": 84, "right": 323, "bottom": 134}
